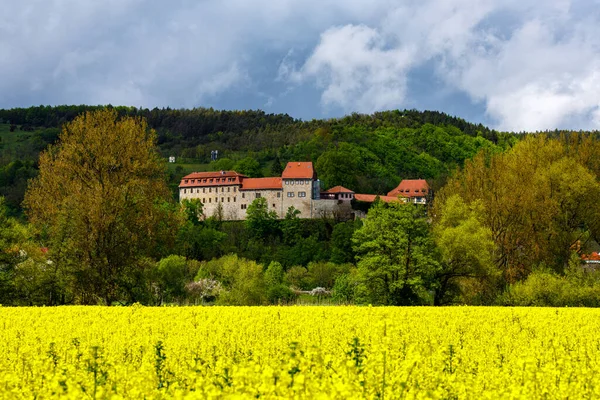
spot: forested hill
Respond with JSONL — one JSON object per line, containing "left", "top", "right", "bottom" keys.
{"left": 1, "top": 106, "right": 516, "bottom": 215}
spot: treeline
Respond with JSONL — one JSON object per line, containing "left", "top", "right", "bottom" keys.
{"left": 2, "top": 108, "right": 600, "bottom": 307}
{"left": 0, "top": 105, "right": 516, "bottom": 216}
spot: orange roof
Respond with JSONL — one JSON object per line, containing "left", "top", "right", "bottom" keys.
{"left": 388, "top": 179, "right": 430, "bottom": 198}
{"left": 354, "top": 194, "right": 403, "bottom": 203}
{"left": 282, "top": 162, "right": 315, "bottom": 179}
{"left": 241, "top": 177, "right": 282, "bottom": 190}
{"left": 183, "top": 171, "right": 244, "bottom": 180}
{"left": 582, "top": 252, "right": 600, "bottom": 261}
{"left": 324, "top": 186, "right": 354, "bottom": 194}
{"left": 179, "top": 171, "right": 245, "bottom": 188}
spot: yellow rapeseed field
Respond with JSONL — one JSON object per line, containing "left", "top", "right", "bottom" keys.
{"left": 1, "top": 306, "right": 599, "bottom": 399}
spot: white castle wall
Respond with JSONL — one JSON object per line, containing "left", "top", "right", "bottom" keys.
{"left": 180, "top": 177, "right": 356, "bottom": 221}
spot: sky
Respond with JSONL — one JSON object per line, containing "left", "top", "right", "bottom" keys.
{"left": 1, "top": 0, "right": 600, "bottom": 132}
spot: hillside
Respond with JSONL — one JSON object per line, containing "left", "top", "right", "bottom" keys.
{"left": 0, "top": 106, "right": 516, "bottom": 216}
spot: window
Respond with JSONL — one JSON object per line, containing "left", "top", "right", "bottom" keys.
{"left": 209, "top": 188, "right": 212, "bottom": 193}
{"left": 209, "top": 198, "right": 211, "bottom": 203}
{"left": 184, "top": 180, "right": 188, "bottom": 184}
{"left": 234, "top": 197, "right": 236, "bottom": 202}
{"left": 203, "top": 188, "right": 206, "bottom": 193}
{"left": 241, "top": 204, "right": 248, "bottom": 210}
{"left": 228, "top": 187, "right": 230, "bottom": 192}
{"left": 215, "top": 197, "right": 218, "bottom": 202}
{"left": 290, "top": 180, "right": 294, "bottom": 185}
{"left": 234, "top": 187, "right": 237, "bottom": 192}
{"left": 242, "top": 193, "right": 245, "bottom": 199}
{"left": 287, "top": 192, "right": 295, "bottom": 198}
{"left": 202, "top": 198, "right": 205, "bottom": 203}
{"left": 295, "top": 180, "right": 300, "bottom": 185}
{"left": 256, "top": 193, "right": 262, "bottom": 198}
{"left": 183, "top": 189, "right": 187, "bottom": 194}
{"left": 272, "top": 204, "right": 276, "bottom": 208}
{"left": 209, "top": 179, "right": 213, "bottom": 183}
{"left": 277, "top": 192, "right": 281, "bottom": 198}
{"left": 285, "top": 180, "right": 289, "bottom": 185}
{"left": 221, "top": 197, "right": 225, "bottom": 202}
{"left": 298, "top": 191, "right": 306, "bottom": 198}
{"left": 222, "top": 187, "right": 225, "bottom": 193}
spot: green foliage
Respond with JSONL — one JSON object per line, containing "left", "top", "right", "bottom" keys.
{"left": 245, "top": 197, "right": 278, "bottom": 238}
{"left": 264, "top": 261, "right": 285, "bottom": 287}
{"left": 433, "top": 195, "right": 498, "bottom": 305}
{"left": 306, "top": 261, "right": 352, "bottom": 289}
{"left": 24, "top": 110, "right": 182, "bottom": 305}
{"left": 281, "top": 207, "right": 301, "bottom": 245}
{"left": 500, "top": 263, "right": 600, "bottom": 307}
{"left": 264, "top": 262, "right": 295, "bottom": 304}
{"left": 353, "top": 202, "right": 438, "bottom": 305}
{"left": 440, "top": 135, "right": 600, "bottom": 284}
{"left": 181, "top": 199, "right": 204, "bottom": 224}
{"left": 196, "top": 255, "right": 266, "bottom": 305}
{"left": 234, "top": 157, "right": 263, "bottom": 177}
{"left": 211, "top": 158, "right": 235, "bottom": 171}
{"left": 330, "top": 220, "right": 361, "bottom": 264}
{"left": 153, "top": 255, "right": 200, "bottom": 304}
{"left": 285, "top": 266, "right": 310, "bottom": 290}
{"left": 331, "top": 268, "right": 363, "bottom": 304}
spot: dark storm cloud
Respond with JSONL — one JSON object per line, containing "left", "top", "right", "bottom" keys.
{"left": 1, "top": 0, "right": 599, "bottom": 130}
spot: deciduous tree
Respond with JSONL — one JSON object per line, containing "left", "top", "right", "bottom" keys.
{"left": 353, "top": 202, "right": 438, "bottom": 305}
{"left": 24, "top": 109, "right": 181, "bottom": 305}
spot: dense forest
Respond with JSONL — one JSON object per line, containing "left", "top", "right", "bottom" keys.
{"left": 2, "top": 106, "right": 600, "bottom": 307}
{"left": 0, "top": 105, "right": 516, "bottom": 217}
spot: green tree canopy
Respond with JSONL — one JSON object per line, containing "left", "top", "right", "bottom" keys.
{"left": 24, "top": 109, "right": 182, "bottom": 305}
{"left": 353, "top": 202, "right": 438, "bottom": 305}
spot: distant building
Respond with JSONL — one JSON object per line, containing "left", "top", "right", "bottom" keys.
{"left": 168, "top": 156, "right": 176, "bottom": 163}
{"left": 179, "top": 162, "right": 354, "bottom": 220}
{"left": 179, "top": 163, "right": 432, "bottom": 220}
{"left": 387, "top": 179, "right": 432, "bottom": 204}
{"left": 581, "top": 252, "right": 600, "bottom": 271}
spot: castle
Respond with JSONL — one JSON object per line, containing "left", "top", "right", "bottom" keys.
{"left": 179, "top": 162, "right": 430, "bottom": 220}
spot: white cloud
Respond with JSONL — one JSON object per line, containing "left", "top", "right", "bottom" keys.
{"left": 2, "top": 0, "right": 600, "bottom": 130}
{"left": 287, "top": 0, "right": 600, "bottom": 130}
{"left": 287, "top": 25, "right": 414, "bottom": 112}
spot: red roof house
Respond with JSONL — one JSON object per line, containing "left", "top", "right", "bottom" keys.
{"left": 387, "top": 179, "right": 430, "bottom": 198}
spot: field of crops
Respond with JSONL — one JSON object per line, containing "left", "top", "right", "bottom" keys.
{"left": 1, "top": 306, "right": 599, "bottom": 399}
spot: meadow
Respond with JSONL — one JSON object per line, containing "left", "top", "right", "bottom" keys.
{"left": 1, "top": 306, "right": 599, "bottom": 399}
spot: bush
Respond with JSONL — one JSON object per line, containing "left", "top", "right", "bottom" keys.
{"left": 500, "top": 268, "right": 600, "bottom": 307}
{"left": 196, "top": 255, "right": 266, "bottom": 305}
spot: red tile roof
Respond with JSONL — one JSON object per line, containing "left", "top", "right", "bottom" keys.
{"left": 582, "top": 252, "right": 600, "bottom": 261}
{"left": 324, "top": 186, "right": 354, "bottom": 194}
{"left": 354, "top": 194, "right": 403, "bottom": 203}
{"left": 179, "top": 171, "right": 245, "bottom": 188}
{"left": 387, "top": 179, "right": 430, "bottom": 198}
{"left": 183, "top": 171, "right": 244, "bottom": 179}
{"left": 241, "top": 177, "right": 282, "bottom": 190}
{"left": 282, "top": 162, "right": 315, "bottom": 179}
